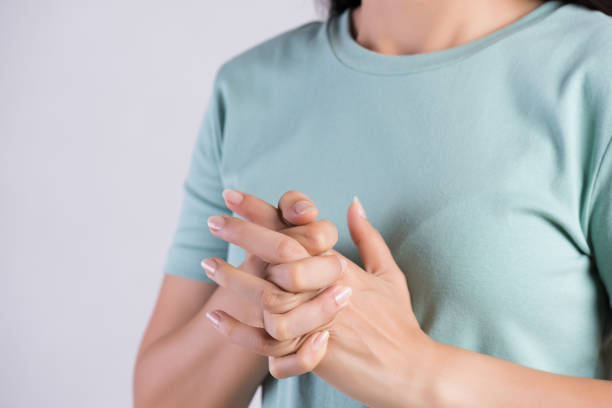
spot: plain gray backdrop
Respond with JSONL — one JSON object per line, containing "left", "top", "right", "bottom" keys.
{"left": 0, "top": 1, "right": 321, "bottom": 406}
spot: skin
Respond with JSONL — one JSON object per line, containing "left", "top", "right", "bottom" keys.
{"left": 133, "top": 190, "right": 344, "bottom": 407}
{"left": 135, "top": 0, "right": 611, "bottom": 406}
{"left": 205, "top": 191, "right": 612, "bottom": 407}
{"left": 351, "top": 0, "right": 547, "bottom": 56}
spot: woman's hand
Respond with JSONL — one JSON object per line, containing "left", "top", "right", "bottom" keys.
{"left": 205, "top": 190, "right": 322, "bottom": 327}
{"left": 133, "top": 189, "right": 346, "bottom": 408}
{"left": 206, "top": 192, "right": 612, "bottom": 408}
{"left": 204, "top": 195, "right": 435, "bottom": 407}
{"left": 205, "top": 189, "right": 351, "bottom": 364}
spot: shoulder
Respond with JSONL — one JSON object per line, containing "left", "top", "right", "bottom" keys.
{"left": 560, "top": 7, "right": 612, "bottom": 188}
{"left": 552, "top": 1, "right": 612, "bottom": 29}
{"left": 546, "top": 4, "right": 612, "bottom": 122}
{"left": 549, "top": 3, "right": 612, "bottom": 62}
{"left": 213, "top": 19, "right": 326, "bottom": 90}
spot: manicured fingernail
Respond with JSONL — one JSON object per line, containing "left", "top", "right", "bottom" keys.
{"left": 353, "top": 196, "right": 367, "bottom": 219}
{"left": 333, "top": 286, "right": 352, "bottom": 306}
{"left": 206, "top": 311, "right": 221, "bottom": 328}
{"left": 222, "top": 189, "right": 244, "bottom": 205}
{"left": 338, "top": 256, "right": 347, "bottom": 272}
{"left": 294, "top": 200, "right": 316, "bottom": 215}
{"left": 312, "top": 330, "right": 329, "bottom": 351}
{"left": 207, "top": 215, "right": 225, "bottom": 231}
{"left": 201, "top": 258, "right": 217, "bottom": 278}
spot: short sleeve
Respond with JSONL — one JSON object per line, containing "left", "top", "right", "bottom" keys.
{"left": 163, "top": 71, "right": 230, "bottom": 284}
{"left": 589, "top": 137, "right": 612, "bottom": 308}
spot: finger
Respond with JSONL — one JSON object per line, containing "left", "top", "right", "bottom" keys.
{"left": 201, "top": 257, "right": 315, "bottom": 314}
{"left": 205, "top": 309, "right": 305, "bottom": 357}
{"left": 268, "top": 330, "right": 330, "bottom": 379}
{"left": 280, "top": 219, "right": 338, "bottom": 256}
{"left": 347, "top": 196, "right": 397, "bottom": 276}
{"left": 221, "top": 189, "right": 335, "bottom": 256}
{"left": 222, "top": 189, "right": 288, "bottom": 231}
{"left": 277, "top": 190, "right": 319, "bottom": 226}
{"left": 266, "top": 254, "right": 346, "bottom": 293}
{"left": 207, "top": 215, "right": 310, "bottom": 264}
{"left": 263, "top": 283, "right": 351, "bottom": 341}
{"left": 221, "top": 189, "right": 318, "bottom": 229}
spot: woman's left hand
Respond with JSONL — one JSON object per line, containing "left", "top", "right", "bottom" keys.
{"left": 204, "top": 196, "right": 437, "bottom": 408}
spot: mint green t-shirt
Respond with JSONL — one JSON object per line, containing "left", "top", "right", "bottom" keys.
{"left": 164, "top": 1, "right": 612, "bottom": 406}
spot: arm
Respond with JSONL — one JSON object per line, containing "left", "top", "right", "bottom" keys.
{"left": 134, "top": 53, "right": 349, "bottom": 404}
{"left": 131, "top": 69, "right": 269, "bottom": 407}
{"left": 133, "top": 190, "right": 342, "bottom": 407}
{"left": 418, "top": 341, "right": 612, "bottom": 407}
{"left": 202, "top": 194, "right": 612, "bottom": 408}
{"left": 133, "top": 276, "right": 268, "bottom": 408}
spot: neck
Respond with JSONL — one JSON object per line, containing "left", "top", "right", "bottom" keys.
{"left": 350, "top": 0, "right": 546, "bottom": 55}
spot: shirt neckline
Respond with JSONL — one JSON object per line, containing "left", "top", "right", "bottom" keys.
{"left": 326, "top": 1, "right": 564, "bottom": 75}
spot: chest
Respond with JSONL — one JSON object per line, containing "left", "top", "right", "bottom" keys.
{"left": 220, "top": 81, "right": 594, "bottom": 331}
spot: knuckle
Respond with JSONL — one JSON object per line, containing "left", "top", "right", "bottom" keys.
{"left": 261, "top": 289, "right": 296, "bottom": 314}
{"left": 307, "top": 229, "right": 328, "bottom": 253}
{"left": 268, "top": 361, "right": 284, "bottom": 379}
{"left": 304, "top": 220, "right": 338, "bottom": 253}
{"left": 296, "top": 352, "right": 314, "bottom": 373}
{"left": 276, "top": 238, "right": 302, "bottom": 263}
{"left": 267, "top": 314, "right": 290, "bottom": 341}
{"left": 261, "top": 289, "right": 283, "bottom": 311}
{"left": 319, "top": 220, "right": 339, "bottom": 245}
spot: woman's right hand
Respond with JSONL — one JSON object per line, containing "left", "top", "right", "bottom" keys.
{"left": 212, "top": 189, "right": 344, "bottom": 332}
{"left": 134, "top": 189, "right": 339, "bottom": 408}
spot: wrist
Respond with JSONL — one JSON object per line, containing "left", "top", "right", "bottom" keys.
{"left": 414, "top": 338, "right": 476, "bottom": 408}
{"left": 400, "top": 331, "right": 448, "bottom": 408}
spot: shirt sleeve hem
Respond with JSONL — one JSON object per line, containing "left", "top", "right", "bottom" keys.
{"left": 162, "top": 248, "right": 222, "bottom": 285}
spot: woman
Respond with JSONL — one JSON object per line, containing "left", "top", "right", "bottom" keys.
{"left": 134, "top": 0, "right": 612, "bottom": 406}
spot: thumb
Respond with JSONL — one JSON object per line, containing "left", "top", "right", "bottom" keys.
{"left": 347, "top": 196, "right": 398, "bottom": 277}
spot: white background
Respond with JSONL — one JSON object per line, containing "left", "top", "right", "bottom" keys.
{"left": 0, "top": 1, "right": 321, "bottom": 406}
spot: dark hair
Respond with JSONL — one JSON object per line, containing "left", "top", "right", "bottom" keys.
{"left": 324, "top": 0, "right": 612, "bottom": 18}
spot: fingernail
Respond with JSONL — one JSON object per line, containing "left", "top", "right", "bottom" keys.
{"left": 353, "top": 196, "right": 367, "bottom": 219}
{"left": 207, "top": 215, "right": 225, "bottom": 231}
{"left": 222, "top": 189, "right": 244, "bottom": 205}
{"left": 201, "top": 258, "right": 217, "bottom": 278}
{"left": 206, "top": 311, "right": 221, "bottom": 328}
{"left": 312, "top": 330, "right": 329, "bottom": 351}
{"left": 294, "top": 200, "right": 316, "bottom": 215}
{"left": 338, "top": 256, "right": 347, "bottom": 272}
{"left": 333, "top": 286, "right": 352, "bottom": 306}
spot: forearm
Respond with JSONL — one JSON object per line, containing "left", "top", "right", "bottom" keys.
{"left": 420, "top": 340, "right": 612, "bottom": 408}
{"left": 134, "top": 291, "right": 268, "bottom": 408}
{"left": 326, "top": 333, "right": 611, "bottom": 408}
